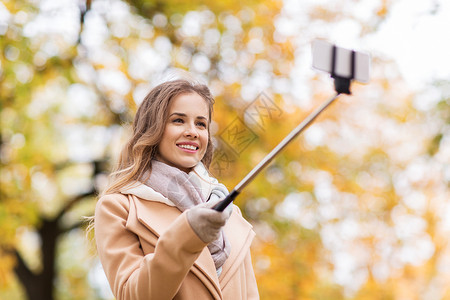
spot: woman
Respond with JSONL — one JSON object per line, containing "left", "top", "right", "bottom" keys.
{"left": 94, "top": 78, "right": 259, "bottom": 299}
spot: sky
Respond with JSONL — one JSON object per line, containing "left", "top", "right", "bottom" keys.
{"left": 366, "top": 0, "right": 450, "bottom": 88}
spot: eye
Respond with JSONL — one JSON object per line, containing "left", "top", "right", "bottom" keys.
{"left": 172, "top": 118, "right": 184, "bottom": 124}
{"left": 196, "top": 121, "right": 207, "bottom": 128}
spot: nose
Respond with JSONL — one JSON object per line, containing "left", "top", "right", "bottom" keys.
{"left": 184, "top": 122, "right": 198, "bottom": 138}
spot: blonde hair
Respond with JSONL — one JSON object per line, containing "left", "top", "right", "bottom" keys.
{"left": 102, "top": 79, "right": 215, "bottom": 196}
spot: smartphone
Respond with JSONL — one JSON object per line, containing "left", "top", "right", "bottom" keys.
{"left": 312, "top": 39, "right": 370, "bottom": 83}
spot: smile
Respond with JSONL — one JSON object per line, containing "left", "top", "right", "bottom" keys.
{"left": 177, "top": 144, "right": 199, "bottom": 151}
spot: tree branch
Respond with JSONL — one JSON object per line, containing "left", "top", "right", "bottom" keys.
{"left": 12, "top": 249, "right": 37, "bottom": 289}
{"left": 59, "top": 218, "right": 90, "bottom": 235}
{"left": 55, "top": 189, "right": 97, "bottom": 222}
{"left": 77, "top": 0, "right": 92, "bottom": 45}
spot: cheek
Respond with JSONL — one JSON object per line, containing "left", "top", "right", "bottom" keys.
{"left": 162, "top": 125, "right": 179, "bottom": 140}
{"left": 201, "top": 132, "right": 209, "bottom": 149}
{"left": 158, "top": 128, "right": 175, "bottom": 151}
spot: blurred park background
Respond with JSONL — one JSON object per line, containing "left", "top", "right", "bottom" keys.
{"left": 1, "top": 0, "right": 449, "bottom": 299}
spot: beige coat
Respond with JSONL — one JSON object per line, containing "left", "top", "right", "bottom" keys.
{"left": 94, "top": 183, "right": 259, "bottom": 300}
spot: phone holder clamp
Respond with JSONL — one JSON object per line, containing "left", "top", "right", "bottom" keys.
{"left": 331, "top": 45, "right": 355, "bottom": 95}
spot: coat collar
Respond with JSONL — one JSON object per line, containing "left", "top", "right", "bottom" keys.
{"left": 120, "top": 181, "right": 175, "bottom": 207}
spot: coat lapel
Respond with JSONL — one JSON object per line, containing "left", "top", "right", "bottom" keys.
{"left": 219, "top": 207, "right": 255, "bottom": 287}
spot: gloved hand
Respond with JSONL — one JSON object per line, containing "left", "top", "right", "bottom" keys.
{"left": 208, "top": 183, "right": 228, "bottom": 201}
{"left": 208, "top": 183, "right": 233, "bottom": 215}
{"left": 186, "top": 196, "right": 232, "bottom": 244}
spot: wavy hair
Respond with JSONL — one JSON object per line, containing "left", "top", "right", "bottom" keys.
{"left": 102, "top": 79, "right": 215, "bottom": 196}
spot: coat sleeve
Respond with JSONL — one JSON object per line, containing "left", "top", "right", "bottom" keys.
{"left": 94, "top": 194, "right": 208, "bottom": 300}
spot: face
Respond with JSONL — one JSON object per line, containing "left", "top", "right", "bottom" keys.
{"left": 156, "top": 92, "right": 209, "bottom": 173}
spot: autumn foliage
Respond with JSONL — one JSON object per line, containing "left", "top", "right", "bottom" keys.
{"left": 1, "top": 0, "right": 449, "bottom": 299}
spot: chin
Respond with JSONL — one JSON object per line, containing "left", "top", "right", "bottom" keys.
{"left": 177, "top": 159, "right": 199, "bottom": 171}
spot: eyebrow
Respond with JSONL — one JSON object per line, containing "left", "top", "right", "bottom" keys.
{"left": 169, "top": 112, "right": 208, "bottom": 121}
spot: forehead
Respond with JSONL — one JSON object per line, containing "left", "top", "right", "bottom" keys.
{"left": 169, "top": 92, "right": 209, "bottom": 117}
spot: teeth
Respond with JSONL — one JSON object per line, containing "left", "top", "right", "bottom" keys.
{"left": 178, "top": 144, "right": 197, "bottom": 151}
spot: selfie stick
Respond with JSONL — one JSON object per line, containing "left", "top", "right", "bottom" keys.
{"left": 214, "top": 41, "right": 369, "bottom": 212}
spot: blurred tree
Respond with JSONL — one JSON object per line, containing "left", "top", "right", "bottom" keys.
{"left": 0, "top": 1, "right": 111, "bottom": 299}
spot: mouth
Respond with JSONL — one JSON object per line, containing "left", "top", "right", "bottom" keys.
{"left": 177, "top": 143, "right": 199, "bottom": 151}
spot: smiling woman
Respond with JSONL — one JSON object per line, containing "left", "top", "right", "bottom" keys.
{"left": 92, "top": 77, "right": 259, "bottom": 299}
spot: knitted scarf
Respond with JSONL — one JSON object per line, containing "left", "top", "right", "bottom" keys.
{"left": 144, "top": 160, "right": 231, "bottom": 270}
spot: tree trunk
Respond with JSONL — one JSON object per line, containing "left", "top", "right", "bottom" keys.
{"left": 14, "top": 218, "right": 58, "bottom": 300}
{"left": 38, "top": 219, "right": 58, "bottom": 300}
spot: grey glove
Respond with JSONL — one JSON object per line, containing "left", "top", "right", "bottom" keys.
{"left": 208, "top": 183, "right": 228, "bottom": 202}
{"left": 186, "top": 196, "right": 232, "bottom": 244}
{"left": 208, "top": 183, "right": 233, "bottom": 216}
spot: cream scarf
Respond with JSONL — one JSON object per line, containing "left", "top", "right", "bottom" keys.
{"left": 144, "top": 160, "right": 231, "bottom": 270}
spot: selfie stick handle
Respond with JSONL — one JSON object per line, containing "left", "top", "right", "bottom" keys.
{"left": 214, "top": 92, "right": 341, "bottom": 212}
